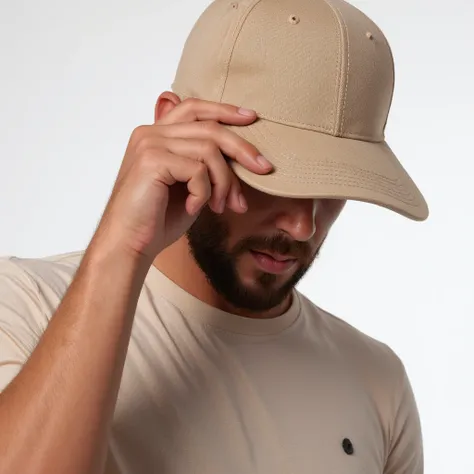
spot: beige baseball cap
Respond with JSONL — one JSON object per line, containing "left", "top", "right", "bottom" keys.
{"left": 171, "top": 0, "right": 429, "bottom": 221}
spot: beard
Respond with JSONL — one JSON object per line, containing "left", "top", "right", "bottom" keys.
{"left": 185, "top": 207, "right": 323, "bottom": 313}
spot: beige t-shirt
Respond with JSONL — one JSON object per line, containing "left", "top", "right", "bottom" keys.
{"left": 0, "top": 250, "right": 423, "bottom": 474}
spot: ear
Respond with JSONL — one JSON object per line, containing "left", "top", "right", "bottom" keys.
{"left": 154, "top": 91, "right": 182, "bottom": 123}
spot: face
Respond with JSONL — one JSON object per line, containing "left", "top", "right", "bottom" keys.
{"left": 186, "top": 182, "right": 346, "bottom": 313}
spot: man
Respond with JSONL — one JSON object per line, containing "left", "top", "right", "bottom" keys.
{"left": 0, "top": 0, "right": 428, "bottom": 473}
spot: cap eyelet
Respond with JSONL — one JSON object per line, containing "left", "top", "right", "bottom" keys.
{"left": 366, "top": 31, "right": 374, "bottom": 40}
{"left": 289, "top": 14, "right": 300, "bottom": 25}
{"left": 231, "top": 2, "right": 238, "bottom": 9}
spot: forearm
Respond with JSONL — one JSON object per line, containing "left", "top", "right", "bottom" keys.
{"left": 0, "top": 240, "right": 149, "bottom": 474}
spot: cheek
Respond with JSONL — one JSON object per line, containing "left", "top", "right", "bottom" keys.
{"left": 221, "top": 209, "right": 259, "bottom": 248}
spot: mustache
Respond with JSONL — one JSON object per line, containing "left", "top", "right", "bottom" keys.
{"left": 234, "top": 233, "right": 312, "bottom": 260}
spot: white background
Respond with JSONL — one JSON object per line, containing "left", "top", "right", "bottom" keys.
{"left": 0, "top": 0, "right": 473, "bottom": 472}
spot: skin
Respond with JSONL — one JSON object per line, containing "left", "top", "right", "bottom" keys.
{"left": 0, "top": 93, "right": 345, "bottom": 474}
{"left": 153, "top": 92, "right": 346, "bottom": 320}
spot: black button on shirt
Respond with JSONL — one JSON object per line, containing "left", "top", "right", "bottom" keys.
{"left": 342, "top": 438, "right": 354, "bottom": 455}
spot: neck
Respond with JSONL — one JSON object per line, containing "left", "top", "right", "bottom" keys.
{"left": 152, "top": 237, "right": 292, "bottom": 319}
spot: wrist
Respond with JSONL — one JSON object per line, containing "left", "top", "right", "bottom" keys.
{"left": 85, "top": 235, "right": 152, "bottom": 282}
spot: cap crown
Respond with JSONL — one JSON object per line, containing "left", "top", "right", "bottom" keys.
{"left": 172, "top": 0, "right": 395, "bottom": 142}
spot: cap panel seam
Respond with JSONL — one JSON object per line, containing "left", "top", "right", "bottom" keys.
{"left": 381, "top": 35, "right": 395, "bottom": 137}
{"left": 218, "top": 0, "right": 264, "bottom": 102}
{"left": 333, "top": 2, "right": 351, "bottom": 135}
{"left": 323, "top": 0, "right": 349, "bottom": 136}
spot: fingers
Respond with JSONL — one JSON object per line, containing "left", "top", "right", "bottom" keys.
{"left": 158, "top": 120, "right": 272, "bottom": 175}
{"left": 158, "top": 97, "right": 258, "bottom": 126}
{"left": 149, "top": 151, "right": 212, "bottom": 216}
{"left": 127, "top": 97, "right": 273, "bottom": 216}
{"left": 158, "top": 137, "right": 244, "bottom": 214}
{"left": 226, "top": 170, "right": 247, "bottom": 213}
{"left": 156, "top": 97, "right": 273, "bottom": 174}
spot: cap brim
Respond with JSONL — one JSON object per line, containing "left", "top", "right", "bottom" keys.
{"left": 226, "top": 119, "right": 429, "bottom": 221}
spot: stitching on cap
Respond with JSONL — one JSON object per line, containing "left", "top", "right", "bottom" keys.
{"left": 258, "top": 115, "right": 334, "bottom": 133}
{"left": 323, "top": 0, "right": 348, "bottom": 136}
{"left": 325, "top": 4, "right": 339, "bottom": 132}
{"left": 323, "top": 0, "right": 341, "bottom": 133}
{"left": 334, "top": 3, "right": 350, "bottom": 134}
{"left": 240, "top": 123, "right": 419, "bottom": 206}
{"left": 381, "top": 31, "right": 396, "bottom": 133}
{"left": 252, "top": 122, "right": 399, "bottom": 184}
{"left": 331, "top": 10, "right": 340, "bottom": 132}
{"left": 219, "top": 0, "right": 264, "bottom": 102}
{"left": 252, "top": 114, "right": 380, "bottom": 141}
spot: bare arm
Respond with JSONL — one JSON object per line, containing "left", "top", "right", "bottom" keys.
{"left": 0, "top": 99, "right": 267, "bottom": 474}
{"left": 0, "top": 240, "right": 149, "bottom": 474}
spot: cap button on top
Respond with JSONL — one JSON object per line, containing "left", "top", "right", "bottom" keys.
{"left": 288, "top": 14, "right": 300, "bottom": 25}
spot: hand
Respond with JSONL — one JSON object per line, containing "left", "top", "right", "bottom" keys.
{"left": 93, "top": 98, "right": 273, "bottom": 263}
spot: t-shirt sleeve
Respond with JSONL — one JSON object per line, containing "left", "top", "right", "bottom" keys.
{"left": 0, "top": 257, "right": 48, "bottom": 393}
{"left": 384, "top": 359, "right": 424, "bottom": 474}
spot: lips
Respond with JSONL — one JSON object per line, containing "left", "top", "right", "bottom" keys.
{"left": 249, "top": 250, "right": 297, "bottom": 275}
{"left": 251, "top": 250, "right": 296, "bottom": 262}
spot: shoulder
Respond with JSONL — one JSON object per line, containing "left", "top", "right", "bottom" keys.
{"left": 0, "top": 250, "right": 85, "bottom": 294}
{"left": 296, "top": 290, "right": 408, "bottom": 388}
{"left": 0, "top": 250, "right": 86, "bottom": 391}
{"left": 0, "top": 249, "right": 86, "bottom": 323}
{"left": 297, "top": 291, "right": 423, "bottom": 468}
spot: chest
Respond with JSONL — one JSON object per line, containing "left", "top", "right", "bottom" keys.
{"left": 108, "top": 323, "right": 387, "bottom": 474}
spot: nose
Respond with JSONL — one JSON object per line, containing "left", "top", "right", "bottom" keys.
{"left": 274, "top": 198, "right": 318, "bottom": 242}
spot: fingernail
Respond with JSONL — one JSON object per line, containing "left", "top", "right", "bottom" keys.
{"left": 238, "top": 107, "right": 256, "bottom": 116}
{"left": 256, "top": 155, "right": 272, "bottom": 169}
{"left": 239, "top": 193, "right": 248, "bottom": 210}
